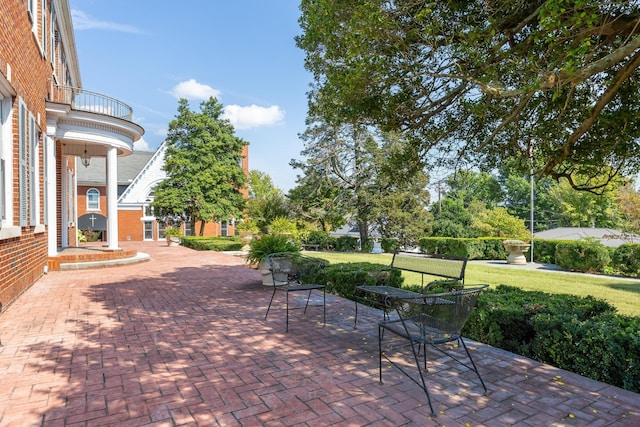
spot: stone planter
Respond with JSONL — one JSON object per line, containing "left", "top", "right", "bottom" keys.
{"left": 167, "top": 237, "right": 181, "bottom": 247}
{"left": 503, "top": 240, "right": 530, "bottom": 265}
{"left": 258, "top": 260, "right": 275, "bottom": 286}
{"left": 239, "top": 231, "right": 254, "bottom": 252}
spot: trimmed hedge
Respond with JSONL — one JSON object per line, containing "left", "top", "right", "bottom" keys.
{"left": 418, "top": 237, "right": 640, "bottom": 277}
{"left": 311, "top": 262, "right": 402, "bottom": 300}
{"left": 555, "top": 240, "right": 611, "bottom": 273}
{"left": 302, "top": 230, "right": 335, "bottom": 251}
{"left": 418, "top": 237, "right": 509, "bottom": 260}
{"left": 335, "top": 236, "right": 359, "bottom": 252}
{"left": 381, "top": 238, "right": 400, "bottom": 253}
{"left": 611, "top": 244, "right": 640, "bottom": 277}
{"left": 464, "top": 285, "right": 640, "bottom": 392}
{"left": 181, "top": 236, "right": 243, "bottom": 251}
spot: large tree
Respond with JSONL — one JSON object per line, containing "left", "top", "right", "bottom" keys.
{"left": 297, "top": 0, "right": 640, "bottom": 192}
{"left": 246, "top": 170, "right": 289, "bottom": 234}
{"left": 152, "top": 98, "right": 247, "bottom": 235}
{"left": 286, "top": 167, "right": 345, "bottom": 232}
{"left": 294, "top": 120, "right": 430, "bottom": 245}
{"left": 295, "top": 120, "right": 378, "bottom": 243}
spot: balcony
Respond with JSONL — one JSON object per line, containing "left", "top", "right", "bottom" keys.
{"left": 46, "top": 84, "right": 144, "bottom": 158}
{"left": 50, "top": 84, "right": 133, "bottom": 121}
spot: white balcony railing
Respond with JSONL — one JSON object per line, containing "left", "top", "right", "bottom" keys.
{"left": 50, "top": 84, "right": 133, "bottom": 121}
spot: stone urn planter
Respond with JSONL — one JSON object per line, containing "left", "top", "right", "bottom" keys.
{"left": 166, "top": 236, "right": 181, "bottom": 247}
{"left": 164, "top": 226, "right": 182, "bottom": 247}
{"left": 239, "top": 231, "right": 254, "bottom": 252}
{"left": 258, "top": 260, "right": 273, "bottom": 286}
{"left": 503, "top": 240, "right": 531, "bottom": 265}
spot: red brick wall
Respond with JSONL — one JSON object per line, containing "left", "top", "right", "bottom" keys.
{"left": 0, "top": 0, "right": 56, "bottom": 311}
{"left": 0, "top": 232, "right": 48, "bottom": 311}
{"left": 119, "top": 209, "right": 145, "bottom": 241}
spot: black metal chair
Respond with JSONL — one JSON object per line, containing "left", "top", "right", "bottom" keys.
{"left": 264, "top": 252, "right": 327, "bottom": 332}
{"left": 378, "top": 285, "right": 489, "bottom": 415}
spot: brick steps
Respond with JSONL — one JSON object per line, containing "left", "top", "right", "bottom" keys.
{"left": 47, "top": 247, "right": 146, "bottom": 271}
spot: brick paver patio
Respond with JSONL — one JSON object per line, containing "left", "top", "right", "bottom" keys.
{"left": 0, "top": 242, "right": 638, "bottom": 426}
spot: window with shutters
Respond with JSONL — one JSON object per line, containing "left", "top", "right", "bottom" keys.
{"left": 29, "top": 113, "right": 39, "bottom": 226}
{"left": 43, "top": 135, "right": 48, "bottom": 225}
{"left": 0, "top": 96, "right": 5, "bottom": 223}
{"left": 19, "top": 99, "right": 28, "bottom": 226}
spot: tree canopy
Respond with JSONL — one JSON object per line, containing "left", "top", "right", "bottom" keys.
{"left": 152, "top": 98, "right": 247, "bottom": 235}
{"left": 297, "top": 0, "right": 640, "bottom": 192}
{"left": 246, "top": 170, "right": 289, "bottom": 234}
{"left": 293, "top": 120, "right": 431, "bottom": 246}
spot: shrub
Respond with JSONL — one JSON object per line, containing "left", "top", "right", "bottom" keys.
{"left": 531, "top": 239, "right": 561, "bottom": 264}
{"left": 321, "top": 262, "right": 402, "bottom": 299}
{"left": 335, "top": 236, "right": 358, "bottom": 252}
{"left": 612, "top": 244, "right": 640, "bottom": 277}
{"left": 361, "top": 238, "right": 374, "bottom": 253}
{"left": 531, "top": 313, "right": 640, "bottom": 392}
{"left": 246, "top": 234, "right": 300, "bottom": 265}
{"left": 462, "top": 285, "right": 640, "bottom": 392}
{"left": 478, "top": 238, "right": 508, "bottom": 260}
{"left": 418, "top": 237, "right": 493, "bottom": 259}
{"left": 181, "top": 236, "right": 243, "bottom": 251}
{"left": 465, "top": 285, "right": 616, "bottom": 354}
{"left": 303, "top": 230, "right": 334, "bottom": 250}
{"left": 555, "top": 240, "right": 611, "bottom": 273}
{"left": 381, "top": 238, "right": 399, "bottom": 253}
{"left": 269, "top": 216, "right": 298, "bottom": 237}
{"left": 295, "top": 256, "right": 329, "bottom": 284}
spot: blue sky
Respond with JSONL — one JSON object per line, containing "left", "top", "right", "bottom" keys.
{"left": 69, "top": 0, "right": 310, "bottom": 192}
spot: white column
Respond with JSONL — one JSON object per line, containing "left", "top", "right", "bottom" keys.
{"left": 61, "top": 156, "right": 69, "bottom": 248}
{"left": 106, "top": 147, "right": 119, "bottom": 249}
{"left": 45, "top": 134, "right": 57, "bottom": 256}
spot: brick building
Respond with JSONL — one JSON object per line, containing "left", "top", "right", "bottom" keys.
{"left": 77, "top": 140, "right": 249, "bottom": 241}
{"left": 0, "top": 0, "right": 144, "bottom": 310}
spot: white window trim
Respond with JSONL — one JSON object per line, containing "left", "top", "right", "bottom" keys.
{"left": 27, "top": 0, "right": 36, "bottom": 22}
{"left": 50, "top": 2, "right": 56, "bottom": 68}
{"left": 19, "top": 99, "right": 28, "bottom": 227}
{"left": 86, "top": 188, "right": 100, "bottom": 211}
{"left": 41, "top": 0, "right": 47, "bottom": 58}
{"left": 143, "top": 220, "right": 154, "bottom": 241}
{"left": 0, "top": 82, "right": 20, "bottom": 239}
{"left": 29, "top": 112, "right": 39, "bottom": 226}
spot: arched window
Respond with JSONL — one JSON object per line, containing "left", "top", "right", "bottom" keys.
{"left": 86, "top": 188, "right": 100, "bottom": 210}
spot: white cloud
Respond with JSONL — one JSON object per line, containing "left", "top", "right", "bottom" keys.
{"left": 223, "top": 104, "right": 285, "bottom": 130}
{"left": 71, "top": 9, "right": 142, "bottom": 33}
{"left": 170, "top": 79, "right": 221, "bottom": 101}
{"left": 134, "top": 137, "right": 150, "bottom": 151}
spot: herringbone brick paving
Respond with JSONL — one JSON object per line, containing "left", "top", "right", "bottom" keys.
{"left": 0, "top": 242, "right": 638, "bottom": 426}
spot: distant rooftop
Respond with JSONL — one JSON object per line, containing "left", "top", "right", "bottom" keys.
{"left": 535, "top": 227, "right": 639, "bottom": 247}
{"left": 77, "top": 151, "right": 155, "bottom": 186}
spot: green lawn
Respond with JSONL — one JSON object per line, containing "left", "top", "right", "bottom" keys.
{"left": 306, "top": 252, "right": 640, "bottom": 317}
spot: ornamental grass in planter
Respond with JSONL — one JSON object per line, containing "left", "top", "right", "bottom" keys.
{"left": 246, "top": 234, "right": 300, "bottom": 286}
{"left": 246, "top": 233, "right": 300, "bottom": 266}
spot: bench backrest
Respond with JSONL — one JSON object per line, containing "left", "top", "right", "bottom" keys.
{"left": 391, "top": 251, "right": 469, "bottom": 283}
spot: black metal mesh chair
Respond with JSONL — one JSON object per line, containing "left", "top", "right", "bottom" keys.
{"left": 264, "top": 252, "right": 327, "bottom": 332}
{"left": 378, "top": 285, "right": 489, "bottom": 415}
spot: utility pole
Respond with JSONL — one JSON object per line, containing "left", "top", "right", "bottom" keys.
{"left": 529, "top": 141, "right": 535, "bottom": 263}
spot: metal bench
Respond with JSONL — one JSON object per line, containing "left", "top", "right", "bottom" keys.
{"left": 353, "top": 251, "right": 469, "bottom": 327}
